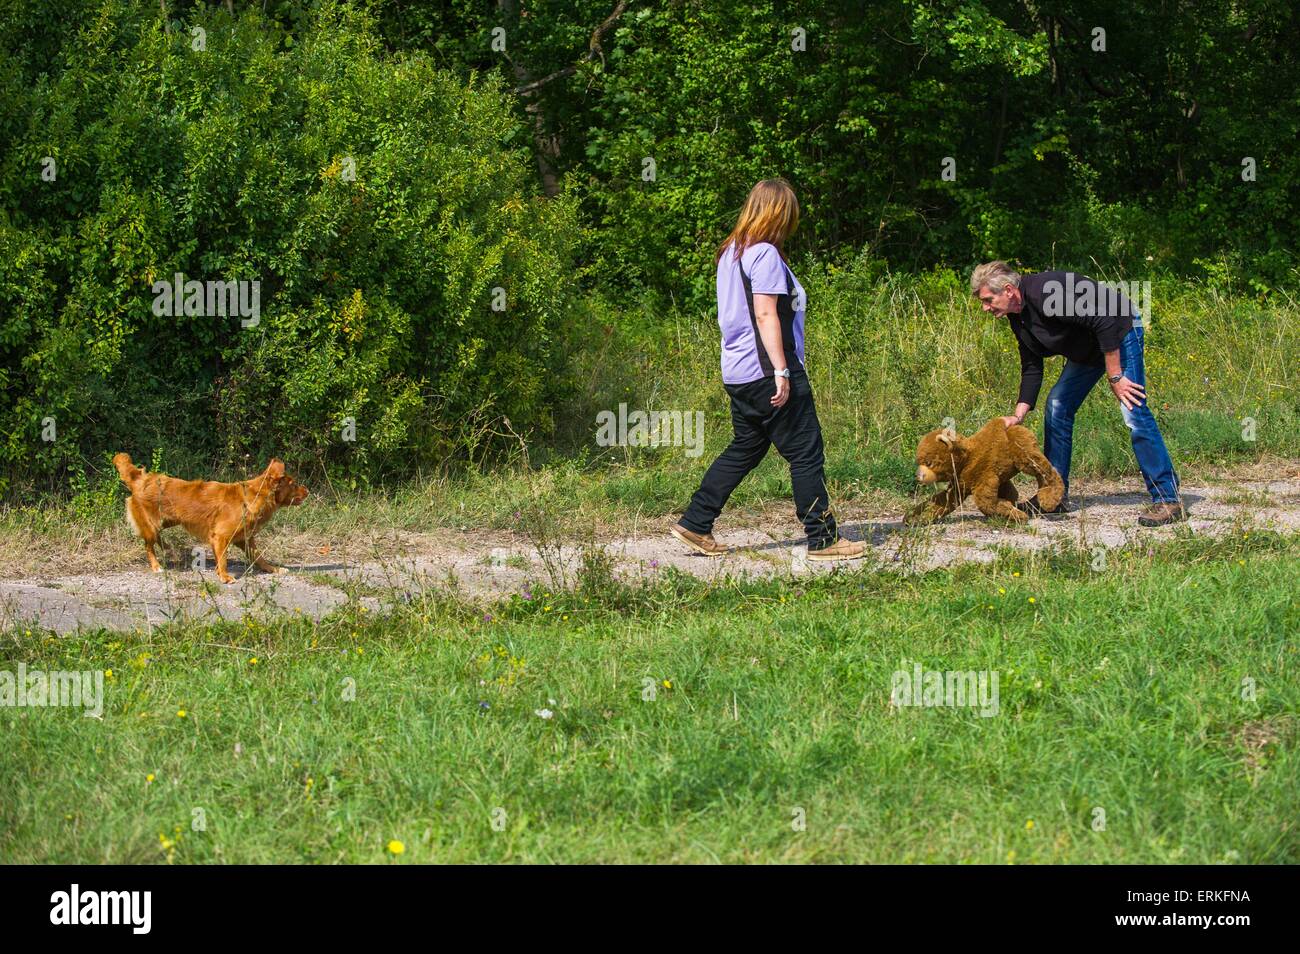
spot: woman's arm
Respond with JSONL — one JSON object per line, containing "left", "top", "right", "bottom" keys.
{"left": 752, "top": 293, "right": 789, "bottom": 407}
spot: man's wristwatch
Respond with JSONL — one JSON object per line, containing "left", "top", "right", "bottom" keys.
{"left": 1108, "top": 373, "right": 1123, "bottom": 384}
{"left": 774, "top": 368, "right": 791, "bottom": 379}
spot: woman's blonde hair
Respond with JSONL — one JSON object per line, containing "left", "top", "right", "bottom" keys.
{"left": 717, "top": 178, "right": 800, "bottom": 264}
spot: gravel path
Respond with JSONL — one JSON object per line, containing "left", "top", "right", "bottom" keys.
{"left": 3, "top": 478, "right": 1297, "bottom": 633}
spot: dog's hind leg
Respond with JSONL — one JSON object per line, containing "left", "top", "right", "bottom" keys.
{"left": 998, "top": 480, "right": 1019, "bottom": 506}
{"left": 143, "top": 537, "right": 164, "bottom": 573}
{"left": 975, "top": 477, "right": 1027, "bottom": 523}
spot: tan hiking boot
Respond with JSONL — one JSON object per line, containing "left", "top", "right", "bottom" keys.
{"left": 1137, "top": 501, "right": 1189, "bottom": 527}
{"left": 670, "top": 524, "right": 730, "bottom": 557}
{"left": 807, "top": 538, "right": 866, "bottom": 562}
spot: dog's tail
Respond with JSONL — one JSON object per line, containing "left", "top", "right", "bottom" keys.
{"left": 113, "top": 452, "right": 145, "bottom": 492}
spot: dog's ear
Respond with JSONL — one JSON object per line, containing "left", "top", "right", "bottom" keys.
{"left": 266, "top": 459, "right": 286, "bottom": 478}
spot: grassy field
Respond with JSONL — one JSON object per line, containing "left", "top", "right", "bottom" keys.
{"left": 2, "top": 530, "right": 1295, "bottom": 863}
{"left": 1, "top": 265, "right": 1296, "bottom": 863}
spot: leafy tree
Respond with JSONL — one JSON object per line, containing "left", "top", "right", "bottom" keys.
{"left": 0, "top": 0, "right": 582, "bottom": 494}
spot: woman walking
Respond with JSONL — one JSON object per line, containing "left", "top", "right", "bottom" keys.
{"left": 671, "top": 179, "right": 863, "bottom": 561}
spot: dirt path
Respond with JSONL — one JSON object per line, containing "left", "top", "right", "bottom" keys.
{"left": 3, "top": 477, "right": 1298, "bottom": 634}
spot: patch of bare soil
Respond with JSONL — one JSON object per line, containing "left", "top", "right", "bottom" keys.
{"left": 2, "top": 476, "right": 1297, "bottom": 633}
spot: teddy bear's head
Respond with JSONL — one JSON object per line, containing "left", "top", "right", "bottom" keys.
{"left": 914, "top": 428, "right": 965, "bottom": 484}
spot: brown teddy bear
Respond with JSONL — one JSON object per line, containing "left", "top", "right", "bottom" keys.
{"left": 903, "top": 419, "right": 1064, "bottom": 525}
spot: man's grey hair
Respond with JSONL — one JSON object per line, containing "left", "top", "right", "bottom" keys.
{"left": 970, "top": 261, "right": 1022, "bottom": 297}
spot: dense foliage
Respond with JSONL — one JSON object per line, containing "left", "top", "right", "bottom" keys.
{"left": 0, "top": 0, "right": 1296, "bottom": 494}
{"left": 365, "top": 0, "right": 1300, "bottom": 303}
{"left": 0, "top": 0, "right": 580, "bottom": 493}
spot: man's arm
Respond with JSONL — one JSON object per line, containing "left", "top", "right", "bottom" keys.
{"left": 1048, "top": 275, "right": 1145, "bottom": 410}
{"left": 1002, "top": 401, "right": 1033, "bottom": 427}
{"left": 1001, "top": 338, "right": 1043, "bottom": 426}
{"left": 1102, "top": 347, "right": 1146, "bottom": 410}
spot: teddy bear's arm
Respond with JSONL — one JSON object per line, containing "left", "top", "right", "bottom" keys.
{"left": 904, "top": 484, "right": 965, "bottom": 525}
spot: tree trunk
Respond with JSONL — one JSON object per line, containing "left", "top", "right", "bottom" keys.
{"left": 497, "top": 0, "right": 562, "bottom": 197}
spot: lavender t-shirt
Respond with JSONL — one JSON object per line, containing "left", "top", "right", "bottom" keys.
{"left": 716, "top": 241, "right": 807, "bottom": 384}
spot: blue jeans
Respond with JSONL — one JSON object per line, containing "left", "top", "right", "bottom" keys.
{"left": 1041, "top": 324, "right": 1180, "bottom": 504}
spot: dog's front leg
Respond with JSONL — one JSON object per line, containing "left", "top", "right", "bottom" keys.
{"left": 211, "top": 535, "right": 236, "bottom": 584}
{"left": 240, "top": 538, "right": 284, "bottom": 574}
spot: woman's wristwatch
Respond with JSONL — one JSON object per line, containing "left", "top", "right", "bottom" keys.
{"left": 774, "top": 368, "right": 791, "bottom": 379}
{"left": 1108, "top": 373, "right": 1123, "bottom": 384}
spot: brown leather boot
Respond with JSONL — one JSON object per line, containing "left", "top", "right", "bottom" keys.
{"left": 670, "top": 524, "right": 730, "bottom": 556}
{"left": 1137, "top": 501, "right": 1189, "bottom": 527}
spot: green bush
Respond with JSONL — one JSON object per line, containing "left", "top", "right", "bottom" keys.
{"left": 0, "top": 0, "right": 582, "bottom": 495}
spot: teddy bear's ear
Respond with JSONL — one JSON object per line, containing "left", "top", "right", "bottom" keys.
{"left": 937, "top": 428, "right": 959, "bottom": 447}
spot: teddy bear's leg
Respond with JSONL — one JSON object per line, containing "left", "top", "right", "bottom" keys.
{"left": 998, "top": 480, "right": 1019, "bottom": 505}
{"left": 974, "top": 477, "right": 1028, "bottom": 523}
{"left": 1014, "top": 445, "right": 1065, "bottom": 511}
{"left": 904, "top": 484, "right": 965, "bottom": 525}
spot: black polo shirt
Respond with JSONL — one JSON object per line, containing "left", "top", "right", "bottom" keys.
{"left": 1009, "top": 271, "right": 1135, "bottom": 408}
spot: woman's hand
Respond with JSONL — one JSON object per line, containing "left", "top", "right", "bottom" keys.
{"left": 1110, "top": 376, "right": 1146, "bottom": 411}
{"left": 771, "top": 375, "right": 790, "bottom": 407}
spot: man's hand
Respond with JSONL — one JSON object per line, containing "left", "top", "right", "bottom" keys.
{"left": 1000, "top": 402, "right": 1032, "bottom": 428}
{"left": 1110, "top": 376, "right": 1146, "bottom": 411}
{"left": 771, "top": 375, "right": 790, "bottom": 407}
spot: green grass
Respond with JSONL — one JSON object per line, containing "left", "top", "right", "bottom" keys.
{"left": 2, "top": 532, "right": 1296, "bottom": 863}
{"left": 2, "top": 264, "right": 1296, "bottom": 861}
